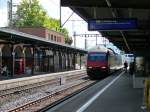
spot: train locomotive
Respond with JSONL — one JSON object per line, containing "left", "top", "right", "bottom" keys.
{"left": 87, "top": 47, "right": 123, "bottom": 78}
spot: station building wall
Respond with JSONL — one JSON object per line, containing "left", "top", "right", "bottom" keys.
{"left": 15, "top": 27, "right": 65, "bottom": 44}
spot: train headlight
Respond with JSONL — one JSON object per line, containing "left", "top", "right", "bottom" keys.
{"left": 101, "top": 66, "right": 106, "bottom": 69}
{"left": 88, "top": 66, "right": 92, "bottom": 69}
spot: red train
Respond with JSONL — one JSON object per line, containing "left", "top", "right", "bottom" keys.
{"left": 87, "top": 47, "right": 123, "bottom": 79}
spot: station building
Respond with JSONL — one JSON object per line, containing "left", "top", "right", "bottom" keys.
{"left": 0, "top": 28, "right": 87, "bottom": 78}
{"left": 15, "top": 27, "right": 65, "bottom": 44}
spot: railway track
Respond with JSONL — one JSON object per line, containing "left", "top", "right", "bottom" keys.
{"left": 0, "top": 79, "right": 60, "bottom": 99}
{"left": 0, "top": 72, "right": 88, "bottom": 111}
{"left": 8, "top": 79, "right": 95, "bottom": 112}
{"left": 0, "top": 73, "right": 86, "bottom": 99}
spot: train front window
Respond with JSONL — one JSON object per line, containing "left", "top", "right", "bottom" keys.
{"left": 88, "top": 53, "right": 106, "bottom": 61}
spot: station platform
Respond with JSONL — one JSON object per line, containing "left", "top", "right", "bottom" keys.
{"left": 0, "top": 68, "right": 84, "bottom": 81}
{"left": 0, "top": 72, "right": 48, "bottom": 81}
{"left": 0, "top": 70, "right": 74, "bottom": 81}
{"left": 46, "top": 72, "right": 148, "bottom": 112}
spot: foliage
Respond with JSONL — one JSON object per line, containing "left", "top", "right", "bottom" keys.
{"left": 60, "top": 28, "right": 73, "bottom": 45}
{"left": 13, "top": 0, "right": 72, "bottom": 45}
{"left": 13, "top": 0, "right": 46, "bottom": 27}
{"left": 65, "top": 36, "right": 73, "bottom": 45}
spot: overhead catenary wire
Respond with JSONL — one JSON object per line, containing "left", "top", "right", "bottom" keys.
{"left": 105, "top": 0, "right": 131, "bottom": 52}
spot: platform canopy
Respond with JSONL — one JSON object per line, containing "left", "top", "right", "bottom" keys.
{"left": 61, "top": 0, "right": 150, "bottom": 55}
{"left": 0, "top": 28, "right": 87, "bottom": 54}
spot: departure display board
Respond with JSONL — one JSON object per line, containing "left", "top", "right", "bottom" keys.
{"left": 88, "top": 19, "right": 137, "bottom": 30}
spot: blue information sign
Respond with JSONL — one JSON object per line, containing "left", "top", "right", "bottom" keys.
{"left": 88, "top": 19, "right": 137, "bottom": 30}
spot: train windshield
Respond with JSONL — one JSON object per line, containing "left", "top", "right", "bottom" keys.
{"left": 88, "top": 53, "right": 106, "bottom": 61}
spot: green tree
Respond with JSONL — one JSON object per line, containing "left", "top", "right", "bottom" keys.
{"left": 61, "top": 28, "right": 73, "bottom": 45}
{"left": 13, "top": 0, "right": 72, "bottom": 45}
{"left": 13, "top": 0, "right": 46, "bottom": 27}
